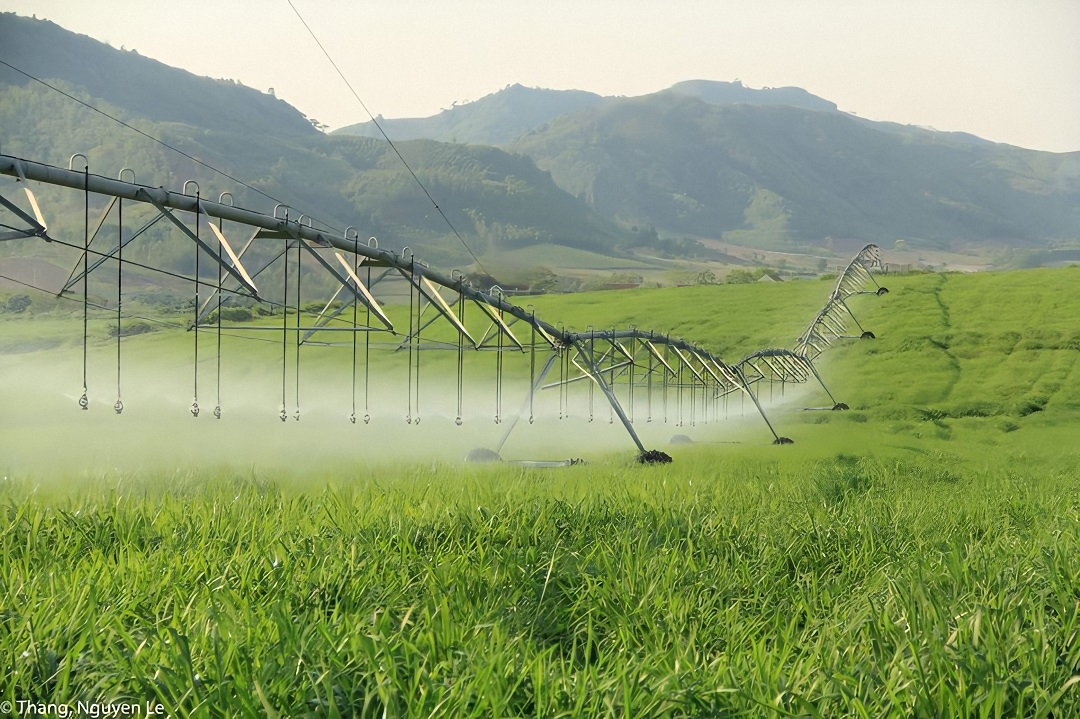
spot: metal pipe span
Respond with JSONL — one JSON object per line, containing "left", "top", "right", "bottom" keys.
{"left": 2, "top": 153, "right": 841, "bottom": 451}
{"left": 0, "top": 153, "right": 756, "bottom": 367}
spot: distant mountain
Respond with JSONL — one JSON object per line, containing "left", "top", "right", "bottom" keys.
{"left": 666, "top": 79, "right": 838, "bottom": 113}
{"left": 2, "top": 11, "right": 1077, "bottom": 274}
{"left": 0, "top": 14, "right": 625, "bottom": 270}
{"left": 319, "top": 136, "right": 625, "bottom": 257}
{"left": 511, "top": 94, "right": 1080, "bottom": 250}
{"left": 333, "top": 80, "right": 839, "bottom": 147}
{"left": 334, "top": 78, "right": 1079, "bottom": 253}
{"left": 0, "top": 13, "right": 315, "bottom": 138}
{"left": 334, "top": 84, "right": 605, "bottom": 145}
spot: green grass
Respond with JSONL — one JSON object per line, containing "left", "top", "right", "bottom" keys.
{"left": 2, "top": 454, "right": 1078, "bottom": 717}
{"left": 2, "top": 266, "right": 1080, "bottom": 716}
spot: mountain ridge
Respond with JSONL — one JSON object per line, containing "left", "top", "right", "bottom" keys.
{"left": 332, "top": 79, "right": 841, "bottom": 145}
{"left": 0, "top": 12, "right": 316, "bottom": 139}
{"left": 511, "top": 94, "right": 1080, "bottom": 249}
{"left": 1, "top": 12, "right": 1077, "bottom": 277}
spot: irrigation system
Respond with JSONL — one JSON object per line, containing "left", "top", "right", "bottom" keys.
{"left": 0, "top": 153, "right": 888, "bottom": 462}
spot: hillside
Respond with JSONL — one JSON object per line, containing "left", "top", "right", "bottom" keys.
{"left": 321, "top": 136, "right": 625, "bottom": 256}
{"left": 339, "top": 78, "right": 1080, "bottom": 258}
{"left": 335, "top": 84, "right": 605, "bottom": 145}
{"left": 508, "top": 265, "right": 1080, "bottom": 458}
{"left": 512, "top": 94, "right": 1080, "bottom": 252}
{"left": 0, "top": 13, "right": 626, "bottom": 271}
{"left": 666, "top": 79, "right": 838, "bottom": 112}
{"left": 0, "top": 13, "right": 315, "bottom": 138}
{"left": 332, "top": 80, "right": 839, "bottom": 146}
{"left": 2, "top": 11, "right": 1078, "bottom": 278}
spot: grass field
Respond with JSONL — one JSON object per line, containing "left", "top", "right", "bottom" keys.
{"left": 1, "top": 267, "right": 1079, "bottom": 716}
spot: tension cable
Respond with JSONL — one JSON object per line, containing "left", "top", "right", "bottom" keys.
{"left": 413, "top": 266, "right": 422, "bottom": 425}
{"left": 529, "top": 312, "right": 537, "bottom": 424}
{"left": 587, "top": 330, "right": 595, "bottom": 423}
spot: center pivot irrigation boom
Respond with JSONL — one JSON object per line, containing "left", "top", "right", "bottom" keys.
{"left": 730, "top": 245, "right": 888, "bottom": 413}
{"left": 0, "top": 154, "right": 887, "bottom": 462}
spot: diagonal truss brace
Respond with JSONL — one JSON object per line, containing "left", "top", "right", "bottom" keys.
{"left": 63, "top": 210, "right": 168, "bottom": 294}
{"left": 138, "top": 189, "right": 261, "bottom": 299}
{"left": 473, "top": 299, "right": 523, "bottom": 350}
{"left": 276, "top": 222, "right": 396, "bottom": 332}
{"left": 0, "top": 159, "right": 48, "bottom": 241}
{"left": 305, "top": 267, "right": 396, "bottom": 344}
{"left": 571, "top": 341, "right": 646, "bottom": 453}
{"left": 0, "top": 187, "right": 48, "bottom": 241}
{"left": 333, "top": 252, "right": 394, "bottom": 331}
{"left": 736, "top": 349, "right": 838, "bottom": 406}
{"left": 60, "top": 196, "right": 122, "bottom": 292}
{"left": 493, "top": 353, "right": 560, "bottom": 455}
{"left": 202, "top": 214, "right": 259, "bottom": 296}
{"left": 394, "top": 268, "right": 474, "bottom": 346}
{"left": 195, "top": 226, "right": 262, "bottom": 321}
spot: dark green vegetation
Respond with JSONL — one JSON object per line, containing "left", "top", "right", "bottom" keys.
{"left": 512, "top": 96, "right": 1080, "bottom": 252}
{"left": 346, "top": 79, "right": 1080, "bottom": 252}
{"left": 3, "top": 12, "right": 1078, "bottom": 278}
{"left": 0, "top": 14, "right": 628, "bottom": 270}
{"left": 2, "top": 266, "right": 1080, "bottom": 715}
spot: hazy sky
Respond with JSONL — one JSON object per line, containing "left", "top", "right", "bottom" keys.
{"left": 3, "top": 0, "right": 1078, "bottom": 152}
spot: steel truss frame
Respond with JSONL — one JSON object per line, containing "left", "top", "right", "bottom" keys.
{"left": 795, "top": 244, "right": 888, "bottom": 360}
{"left": 0, "top": 154, "right": 886, "bottom": 456}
